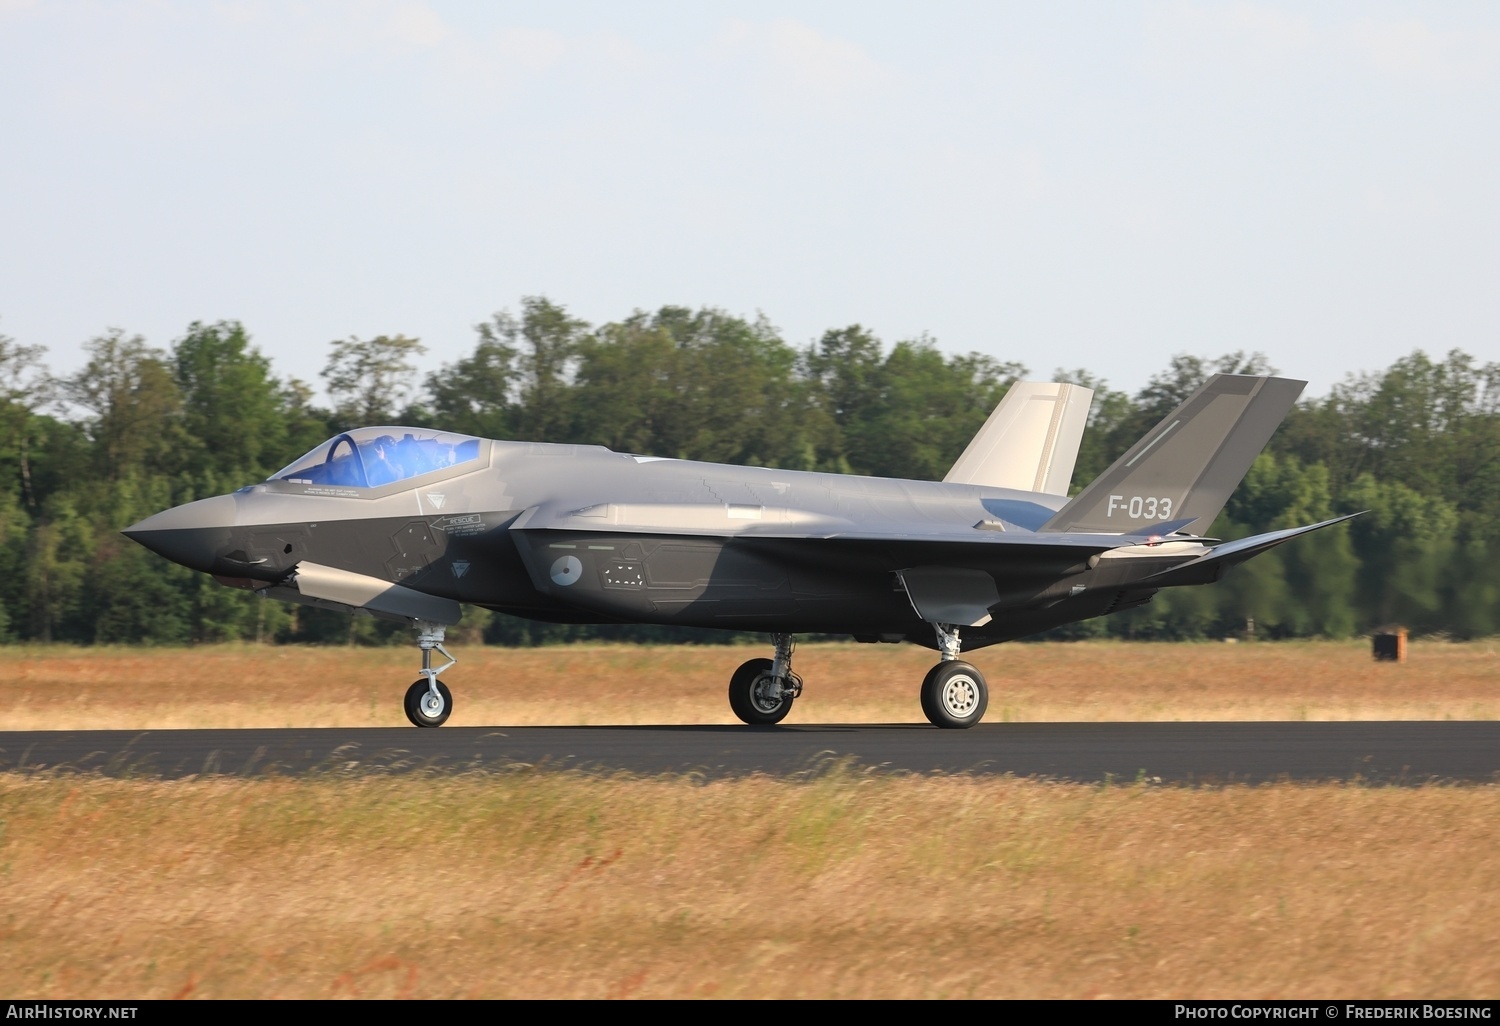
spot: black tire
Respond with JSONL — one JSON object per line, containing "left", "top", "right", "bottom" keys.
{"left": 920, "top": 661, "right": 988, "bottom": 729}
{"left": 404, "top": 679, "right": 453, "bottom": 727}
{"left": 728, "top": 657, "right": 793, "bottom": 725}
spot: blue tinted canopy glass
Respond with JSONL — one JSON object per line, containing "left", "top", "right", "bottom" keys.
{"left": 272, "top": 427, "right": 482, "bottom": 488}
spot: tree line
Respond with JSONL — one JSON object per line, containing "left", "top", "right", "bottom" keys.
{"left": 1, "top": 297, "right": 1496, "bottom": 646}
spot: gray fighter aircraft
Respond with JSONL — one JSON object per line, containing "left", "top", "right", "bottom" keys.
{"left": 125, "top": 373, "right": 1353, "bottom": 729}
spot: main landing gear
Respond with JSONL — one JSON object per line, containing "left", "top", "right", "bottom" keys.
{"left": 728, "top": 633, "right": 803, "bottom": 725}
{"left": 404, "top": 621, "right": 457, "bottom": 727}
{"left": 726, "top": 627, "right": 989, "bottom": 729}
{"left": 920, "top": 623, "right": 988, "bottom": 729}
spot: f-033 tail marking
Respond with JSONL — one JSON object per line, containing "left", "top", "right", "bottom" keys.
{"left": 1041, "top": 375, "right": 1304, "bottom": 535}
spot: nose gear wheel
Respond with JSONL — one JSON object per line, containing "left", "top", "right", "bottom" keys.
{"left": 404, "top": 679, "right": 453, "bottom": 727}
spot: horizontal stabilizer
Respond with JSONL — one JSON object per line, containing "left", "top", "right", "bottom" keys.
{"left": 1040, "top": 374, "right": 1305, "bottom": 535}
{"left": 944, "top": 382, "right": 1094, "bottom": 495}
{"left": 1139, "top": 514, "right": 1363, "bottom": 588}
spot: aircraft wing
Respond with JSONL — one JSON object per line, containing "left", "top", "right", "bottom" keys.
{"left": 510, "top": 504, "right": 1212, "bottom": 621}
{"left": 511, "top": 500, "right": 1196, "bottom": 553}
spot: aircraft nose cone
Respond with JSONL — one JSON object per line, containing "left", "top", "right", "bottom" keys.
{"left": 122, "top": 494, "right": 239, "bottom": 574}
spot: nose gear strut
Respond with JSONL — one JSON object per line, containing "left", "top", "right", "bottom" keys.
{"left": 404, "top": 620, "right": 457, "bottom": 727}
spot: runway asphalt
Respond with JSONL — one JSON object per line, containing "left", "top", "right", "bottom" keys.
{"left": 1, "top": 721, "right": 1497, "bottom": 784}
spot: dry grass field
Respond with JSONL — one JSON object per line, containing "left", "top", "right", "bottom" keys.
{"left": 5, "top": 638, "right": 1498, "bottom": 729}
{"left": 2, "top": 773, "right": 1497, "bottom": 999}
{"left": 3, "top": 640, "right": 1497, "bottom": 999}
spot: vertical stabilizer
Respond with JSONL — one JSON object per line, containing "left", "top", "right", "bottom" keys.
{"left": 1039, "top": 374, "right": 1305, "bottom": 534}
{"left": 943, "top": 382, "right": 1094, "bottom": 495}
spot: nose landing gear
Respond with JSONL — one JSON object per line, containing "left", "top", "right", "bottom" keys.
{"left": 404, "top": 621, "right": 457, "bottom": 727}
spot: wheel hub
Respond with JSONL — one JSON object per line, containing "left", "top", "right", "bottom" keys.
{"left": 750, "top": 675, "right": 784, "bottom": 714}
{"left": 942, "top": 675, "right": 978, "bottom": 716}
{"left": 420, "top": 690, "right": 446, "bottom": 718}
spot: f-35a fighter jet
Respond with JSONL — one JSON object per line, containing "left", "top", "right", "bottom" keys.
{"left": 125, "top": 373, "right": 1353, "bottom": 729}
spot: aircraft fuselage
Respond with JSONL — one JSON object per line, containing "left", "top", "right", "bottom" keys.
{"left": 127, "top": 437, "right": 1197, "bottom": 649}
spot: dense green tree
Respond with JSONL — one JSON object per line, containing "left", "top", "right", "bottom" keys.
{"left": 0, "top": 488, "right": 27, "bottom": 641}
{"left": 1050, "top": 368, "right": 1133, "bottom": 491}
{"left": 1341, "top": 473, "right": 1459, "bottom": 631}
{"left": 1136, "top": 352, "right": 1277, "bottom": 417}
{"left": 1090, "top": 352, "right": 1277, "bottom": 470}
{"left": 656, "top": 308, "right": 796, "bottom": 463}
{"left": 6, "top": 305, "right": 1500, "bottom": 645}
{"left": 90, "top": 543, "right": 192, "bottom": 645}
{"left": 0, "top": 329, "right": 55, "bottom": 509}
{"left": 1278, "top": 350, "right": 1500, "bottom": 533}
{"left": 424, "top": 326, "right": 521, "bottom": 440}
{"left": 508, "top": 297, "right": 589, "bottom": 442}
{"left": 801, "top": 325, "right": 887, "bottom": 472}
{"left": 570, "top": 312, "right": 680, "bottom": 455}
{"left": 322, "top": 334, "right": 427, "bottom": 428}
{"left": 852, "top": 338, "right": 1023, "bottom": 480}
{"left": 1200, "top": 454, "right": 1358, "bottom": 637}
{"left": 275, "top": 377, "right": 335, "bottom": 469}
{"left": 22, "top": 494, "right": 93, "bottom": 642}
{"left": 61, "top": 330, "right": 183, "bottom": 482}
{"left": 570, "top": 306, "right": 809, "bottom": 467}
{"left": 171, "top": 321, "right": 289, "bottom": 488}
{"left": 17, "top": 415, "right": 90, "bottom": 514}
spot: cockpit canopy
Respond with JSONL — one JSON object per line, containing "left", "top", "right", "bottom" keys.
{"left": 272, "top": 427, "right": 483, "bottom": 489}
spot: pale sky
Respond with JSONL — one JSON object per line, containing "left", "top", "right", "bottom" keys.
{"left": 3, "top": 0, "right": 1498, "bottom": 403}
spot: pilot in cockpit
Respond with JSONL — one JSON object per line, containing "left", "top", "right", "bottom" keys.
{"left": 394, "top": 433, "right": 426, "bottom": 479}
{"left": 366, "top": 435, "right": 402, "bottom": 486}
